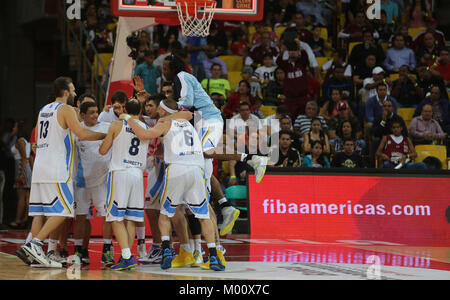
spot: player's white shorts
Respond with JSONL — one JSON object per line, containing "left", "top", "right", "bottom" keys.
{"left": 195, "top": 118, "right": 223, "bottom": 190}
{"left": 74, "top": 183, "right": 107, "bottom": 217}
{"left": 160, "top": 164, "right": 210, "bottom": 219}
{"left": 144, "top": 158, "right": 166, "bottom": 210}
{"left": 105, "top": 168, "right": 145, "bottom": 223}
{"left": 29, "top": 180, "right": 75, "bottom": 218}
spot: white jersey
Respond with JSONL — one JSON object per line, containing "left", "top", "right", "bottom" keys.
{"left": 75, "top": 122, "right": 111, "bottom": 188}
{"left": 32, "top": 102, "right": 75, "bottom": 183}
{"left": 143, "top": 116, "right": 162, "bottom": 172}
{"left": 253, "top": 65, "right": 277, "bottom": 81}
{"left": 109, "top": 119, "right": 150, "bottom": 172}
{"left": 162, "top": 120, "right": 204, "bottom": 167}
{"left": 98, "top": 110, "right": 119, "bottom": 123}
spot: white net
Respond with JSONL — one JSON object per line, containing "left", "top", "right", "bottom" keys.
{"left": 176, "top": 0, "right": 217, "bottom": 37}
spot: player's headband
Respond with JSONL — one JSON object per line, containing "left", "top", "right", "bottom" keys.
{"left": 160, "top": 101, "right": 177, "bottom": 114}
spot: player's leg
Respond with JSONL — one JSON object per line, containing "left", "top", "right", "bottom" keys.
{"left": 106, "top": 170, "right": 138, "bottom": 271}
{"left": 135, "top": 221, "right": 147, "bottom": 259}
{"left": 101, "top": 217, "right": 114, "bottom": 266}
{"left": 158, "top": 212, "right": 175, "bottom": 270}
{"left": 186, "top": 213, "right": 204, "bottom": 267}
{"left": 58, "top": 219, "right": 70, "bottom": 258}
{"left": 46, "top": 224, "right": 66, "bottom": 265}
{"left": 197, "top": 217, "right": 224, "bottom": 271}
{"left": 184, "top": 167, "right": 225, "bottom": 271}
{"left": 73, "top": 187, "right": 89, "bottom": 262}
{"left": 170, "top": 206, "right": 195, "bottom": 267}
{"left": 81, "top": 218, "right": 91, "bottom": 264}
{"left": 210, "top": 175, "right": 239, "bottom": 236}
{"left": 90, "top": 182, "right": 114, "bottom": 265}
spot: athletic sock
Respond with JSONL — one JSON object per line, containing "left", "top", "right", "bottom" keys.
{"left": 161, "top": 236, "right": 170, "bottom": 250}
{"left": 219, "top": 197, "right": 231, "bottom": 210}
{"left": 195, "top": 239, "right": 202, "bottom": 253}
{"left": 207, "top": 243, "right": 217, "bottom": 257}
{"left": 122, "top": 248, "right": 132, "bottom": 260}
{"left": 189, "top": 239, "right": 195, "bottom": 253}
{"left": 180, "top": 244, "right": 191, "bottom": 253}
{"left": 25, "top": 232, "right": 33, "bottom": 244}
{"left": 136, "top": 226, "right": 145, "bottom": 240}
{"left": 47, "top": 239, "right": 58, "bottom": 253}
{"left": 102, "top": 240, "right": 112, "bottom": 253}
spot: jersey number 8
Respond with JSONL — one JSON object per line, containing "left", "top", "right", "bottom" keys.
{"left": 129, "top": 137, "right": 140, "bottom": 156}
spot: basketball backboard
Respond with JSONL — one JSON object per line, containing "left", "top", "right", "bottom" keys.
{"left": 111, "top": 0, "right": 264, "bottom": 21}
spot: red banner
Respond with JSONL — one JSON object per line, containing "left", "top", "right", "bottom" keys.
{"left": 248, "top": 174, "right": 450, "bottom": 246}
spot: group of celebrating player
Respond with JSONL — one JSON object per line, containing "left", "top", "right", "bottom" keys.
{"left": 15, "top": 54, "right": 269, "bottom": 272}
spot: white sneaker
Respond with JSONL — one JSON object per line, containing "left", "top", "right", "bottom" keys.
{"left": 220, "top": 206, "right": 240, "bottom": 236}
{"left": 30, "top": 259, "right": 63, "bottom": 268}
{"left": 247, "top": 155, "right": 268, "bottom": 183}
{"left": 47, "top": 250, "right": 66, "bottom": 266}
{"left": 22, "top": 241, "right": 48, "bottom": 266}
{"left": 138, "top": 241, "right": 147, "bottom": 260}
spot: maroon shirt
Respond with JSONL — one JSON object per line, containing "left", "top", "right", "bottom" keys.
{"left": 248, "top": 44, "right": 279, "bottom": 66}
{"left": 276, "top": 50, "right": 310, "bottom": 99}
{"left": 282, "top": 26, "right": 313, "bottom": 44}
{"left": 343, "top": 23, "right": 376, "bottom": 42}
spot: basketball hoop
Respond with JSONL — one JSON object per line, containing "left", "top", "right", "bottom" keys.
{"left": 175, "top": 0, "right": 217, "bottom": 37}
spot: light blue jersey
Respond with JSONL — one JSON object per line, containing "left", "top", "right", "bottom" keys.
{"left": 173, "top": 71, "right": 223, "bottom": 121}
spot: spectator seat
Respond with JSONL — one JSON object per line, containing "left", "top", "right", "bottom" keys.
{"left": 408, "top": 27, "right": 426, "bottom": 40}
{"left": 218, "top": 55, "right": 244, "bottom": 72}
{"left": 397, "top": 107, "right": 415, "bottom": 129}
{"left": 227, "top": 71, "right": 243, "bottom": 91}
{"left": 348, "top": 42, "right": 362, "bottom": 56}
{"left": 275, "top": 26, "right": 286, "bottom": 39}
{"left": 260, "top": 105, "right": 277, "bottom": 117}
{"left": 415, "top": 145, "right": 447, "bottom": 170}
{"left": 225, "top": 185, "right": 248, "bottom": 218}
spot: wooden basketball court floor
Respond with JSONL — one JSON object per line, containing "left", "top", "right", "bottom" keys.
{"left": 0, "top": 229, "right": 449, "bottom": 280}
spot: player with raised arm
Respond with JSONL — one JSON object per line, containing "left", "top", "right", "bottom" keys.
{"left": 16, "top": 77, "right": 106, "bottom": 268}
{"left": 165, "top": 54, "right": 268, "bottom": 237}
{"left": 121, "top": 98, "right": 225, "bottom": 271}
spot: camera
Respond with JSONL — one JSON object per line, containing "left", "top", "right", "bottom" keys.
{"left": 126, "top": 33, "right": 141, "bottom": 60}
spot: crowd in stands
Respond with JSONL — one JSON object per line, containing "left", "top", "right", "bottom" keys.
{"left": 1, "top": 0, "right": 449, "bottom": 226}
{"left": 75, "top": 1, "right": 450, "bottom": 175}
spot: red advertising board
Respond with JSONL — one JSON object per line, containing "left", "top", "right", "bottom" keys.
{"left": 248, "top": 173, "right": 450, "bottom": 246}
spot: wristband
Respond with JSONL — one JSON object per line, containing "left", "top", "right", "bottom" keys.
{"left": 381, "top": 120, "right": 386, "bottom": 125}
{"left": 230, "top": 176, "right": 236, "bottom": 179}
{"left": 414, "top": 82, "right": 418, "bottom": 87}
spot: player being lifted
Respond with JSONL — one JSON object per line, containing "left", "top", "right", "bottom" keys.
{"left": 121, "top": 98, "right": 226, "bottom": 271}
{"left": 164, "top": 54, "right": 268, "bottom": 236}
{"left": 17, "top": 77, "right": 106, "bottom": 268}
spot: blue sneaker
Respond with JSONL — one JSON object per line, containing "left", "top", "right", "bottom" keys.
{"left": 110, "top": 255, "right": 137, "bottom": 271}
{"left": 160, "top": 248, "right": 173, "bottom": 270}
{"left": 209, "top": 255, "right": 225, "bottom": 271}
{"left": 101, "top": 250, "right": 115, "bottom": 266}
